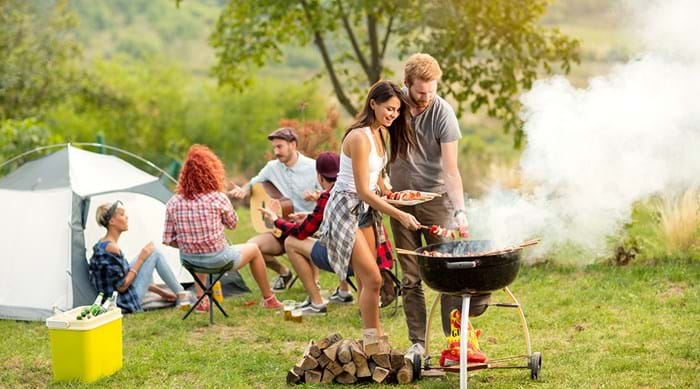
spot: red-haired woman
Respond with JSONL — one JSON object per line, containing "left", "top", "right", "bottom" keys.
{"left": 163, "top": 145, "right": 282, "bottom": 312}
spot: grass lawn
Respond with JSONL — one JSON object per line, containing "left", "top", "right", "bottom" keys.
{"left": 1, "top": 209, "right": 698, "bottom": 388}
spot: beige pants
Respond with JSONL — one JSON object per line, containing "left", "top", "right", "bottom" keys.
{"left": 390, "top": 196, "right": 463, "bottom": 346}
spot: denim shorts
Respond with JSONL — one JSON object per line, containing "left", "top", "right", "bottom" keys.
{"left": 357, "top": 206, "right": 376, "bottom": 228}
{"left": 180, "top": 245, "right": 241, "bottom": 271}
{"left": 310, "top": 241, "right": 354, "bottom": 276}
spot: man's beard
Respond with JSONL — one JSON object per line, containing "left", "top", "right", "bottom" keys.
{"left": 410, "top": 93, "right": 430, "bottom": 109}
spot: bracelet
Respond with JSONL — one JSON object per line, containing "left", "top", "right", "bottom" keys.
{"left": 453, "top": 209, "right": 466, "bottom": 218}
{"left": 128, "top": 269, "right": 137, "bottom": 276}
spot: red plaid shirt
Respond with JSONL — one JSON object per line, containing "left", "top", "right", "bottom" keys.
{"left": 275, "top": 186, "right": 394, "bottom": 269}
{"left": 274, "top": 188, "right": 330, "bottom": 240}
{"left": 376, "top": 228, "right": 394, "bottom": 270}
{"left": 163, "top": 192, "right": 238, "bottom": 254}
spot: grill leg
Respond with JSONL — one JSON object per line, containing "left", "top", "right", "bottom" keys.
{"left": 460, "top": 294, "right": 471, "bottom": 389}
{"left": 502, "top": 287, "right": 531, "bottom": 357}
{"left": 424, "top": 293, "right": 442, "bottom": 367}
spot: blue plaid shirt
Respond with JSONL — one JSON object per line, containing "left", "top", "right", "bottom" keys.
{"left": 88, "top": 241, "right": 142, "bottom": 313}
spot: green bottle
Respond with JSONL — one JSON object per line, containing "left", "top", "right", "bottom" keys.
{"left": 99, "top": 291, "right": 119, "bottom": 314}
{"left": 78, "top": 292, "right": 104, "bottom": 319}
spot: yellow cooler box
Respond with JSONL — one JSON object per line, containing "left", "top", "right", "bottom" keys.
{"left": 45, "top": 306, "right": 123, "bottom": 383}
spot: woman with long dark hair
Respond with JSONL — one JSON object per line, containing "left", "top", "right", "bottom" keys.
{"left": 163, "top": 145, "right": 282, "bottom": 312}
{"left": 319, "top": 80, "right": 420, "bottom": 338}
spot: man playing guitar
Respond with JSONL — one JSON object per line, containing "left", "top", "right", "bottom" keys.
{"left": 228, "top": 127, "right": 320, "bottom": 291}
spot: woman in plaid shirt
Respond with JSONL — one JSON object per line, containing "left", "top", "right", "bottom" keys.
{"left": 319, "top": 81, "right": 421, "bottom": 338}
{"left": 88, "top": 201, "right": 191, "bottom": 314}
{"left": 163, "top": 145, "right": 282, "bottom": 311}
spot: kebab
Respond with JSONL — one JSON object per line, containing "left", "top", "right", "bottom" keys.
{"left": 426, "top": 224, "right": 469, "bottom": 239}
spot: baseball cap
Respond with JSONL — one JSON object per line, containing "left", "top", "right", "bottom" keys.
{"left": 315, "top": 151, "right": 340, "bottom": 180}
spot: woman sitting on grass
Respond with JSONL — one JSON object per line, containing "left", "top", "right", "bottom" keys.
{"left": 163, "top": 144, "right": 282, "bottom": 312}
{"left": 89, "top": 201, "right": 192, "bottom": 314}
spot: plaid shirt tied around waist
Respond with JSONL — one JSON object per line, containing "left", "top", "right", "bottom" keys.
{"left": 318, "top": 190, "right": 393, "bottom": 280}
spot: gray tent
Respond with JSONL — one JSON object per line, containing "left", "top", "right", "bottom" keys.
{"left": 0, "top": 144, "right": 248, "bottom": 321}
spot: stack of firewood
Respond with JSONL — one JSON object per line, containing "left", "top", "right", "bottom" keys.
{"left": 287, "top": 332, "right": 414, "bottom": 385}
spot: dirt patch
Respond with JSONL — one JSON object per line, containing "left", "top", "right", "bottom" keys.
{"left": 5, "top": 356, "right": 22, "bottom": 370}
{"left": 187, "top": 324, "right": 254, "bottom": 346}
{"left": 656, "top": 283, "right": 688, "bottom": 301}
{"left": 281, "top": 340, "right": 306, "bottom": 355}
{"left": 3, "top": 357, "right": 52, "bottom": 387}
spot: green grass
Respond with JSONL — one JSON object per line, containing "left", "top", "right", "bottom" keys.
{"left": 2, "top": 263, "right": 698, "bottom": 388}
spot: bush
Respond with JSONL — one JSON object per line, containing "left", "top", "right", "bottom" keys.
{"left": 655, "top": 188, "right": 700, "bottom": 255}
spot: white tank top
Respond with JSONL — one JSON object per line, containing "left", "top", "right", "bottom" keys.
{"left": 335, "top": 127, "right": 386, "bottom": 193}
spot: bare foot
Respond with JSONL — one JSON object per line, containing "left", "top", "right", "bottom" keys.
{"left": 148, "top": 284, "right": 177, "bottom": 302}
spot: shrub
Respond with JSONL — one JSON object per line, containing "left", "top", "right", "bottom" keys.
{"left": 655, "top": 188, "right": 700, "bottom": 255}
{"left": 276, "top": 107, "right": 341, "bottom": 159}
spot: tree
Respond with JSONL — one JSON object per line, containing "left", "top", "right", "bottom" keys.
{"left": 0, "top": 0, "right": 82, "bottom": 120}
{"left": 209, "top": 0, "right": 579, "bottom": 146}
{"left": 0, "top": 118, "right": 63, "bottom": 175}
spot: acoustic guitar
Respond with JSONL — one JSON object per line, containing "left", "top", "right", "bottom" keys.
{"left": 249, "top": 182, "right": 294, "bottom": 234}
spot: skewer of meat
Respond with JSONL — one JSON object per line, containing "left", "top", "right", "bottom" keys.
{"left": 421, "top": 224, "right": 469, "bottom": 239}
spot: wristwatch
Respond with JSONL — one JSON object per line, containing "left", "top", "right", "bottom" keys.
{"left": 453, "top": 209, "right": 466, "bottom": 218}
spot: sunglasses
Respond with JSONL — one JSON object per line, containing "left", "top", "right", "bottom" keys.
{"left": 100, "top": 200, "right": 123, "bottom": 227}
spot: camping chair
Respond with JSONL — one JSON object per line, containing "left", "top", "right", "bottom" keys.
{"left": 181, "top": 259, "right": 234, "bottom": 325}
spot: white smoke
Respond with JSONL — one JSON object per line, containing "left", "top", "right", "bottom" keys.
{"left": 468, "top": 0, "right": 700, "bottom": 263}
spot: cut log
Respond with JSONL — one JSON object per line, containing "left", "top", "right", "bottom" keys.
{"left": 362, "top": 331, "right": 378, "bottom": 356}
{"left": 302, "top": 340, "right": 313, "bottom": 357}
{"left": 327, "top": 360, "right": 344, "bottom": 376}
{"left": 308, "top": 341, "right": 322, "bottom": 358}
{"left": 321, "top": 368, "right": 335, "bottom": 384}
{"left": 342, "top": 361, "right": 356, "bottom": 376}
{"left": 318, "top": 333, "right": 343, "bottom": 349}
{"left": 350, "top": 340, "right": 366, "bottom": 358}
{"left": 372, "top": 366, "right": 390, "bottom": 383}
{"left": 364, "top": 335, "right": 390, "bottom": 356}
{"left": 286, "top": 369, "right": 301, "bottom": 385}
{"left": 292, "top": 365, "right": 304, "bottom": 377}
{"left": 371, "top": 353, "right": 391, "bottom": 369}
{"left": 368, "top": 360, "right": 377, "bottom": 374}
{"left": 390, "top": 349, "right": 405, "bottom": 371}
{"left": 299, "top": 355, "right": 318, "bottom": 371}
{"left": 350, "top": 340, "right": 369, "bottom": 375}
{"left": 316, "top": 353, "right": 331, "bottom": 368}
{"left": 337, "top": 340, "right": 353, "bottom": 364}
{"left": 396, "top": 360, "right": 414, "bottom": 384}
{"left": 335, "top": 372, "right": 358, "bottom": 384}
{"left": 323, "top": 340, "right": 341, "bottom": 361}
{"left": 355, "top": 357, "right": 371, "bottom": 378}
{"left": 304, "top": 369, "right": 322, "bottom": 384}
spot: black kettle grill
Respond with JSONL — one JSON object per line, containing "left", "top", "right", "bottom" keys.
{"left": 407, "top": 240, "right": 541, "bottom": 388}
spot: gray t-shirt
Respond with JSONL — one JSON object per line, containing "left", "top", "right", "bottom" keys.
{"left": 249, "top": 153, "right": 319, "bottom": 213}
{"left": 389, "top": 94, "right": 461, "bottom": 193}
